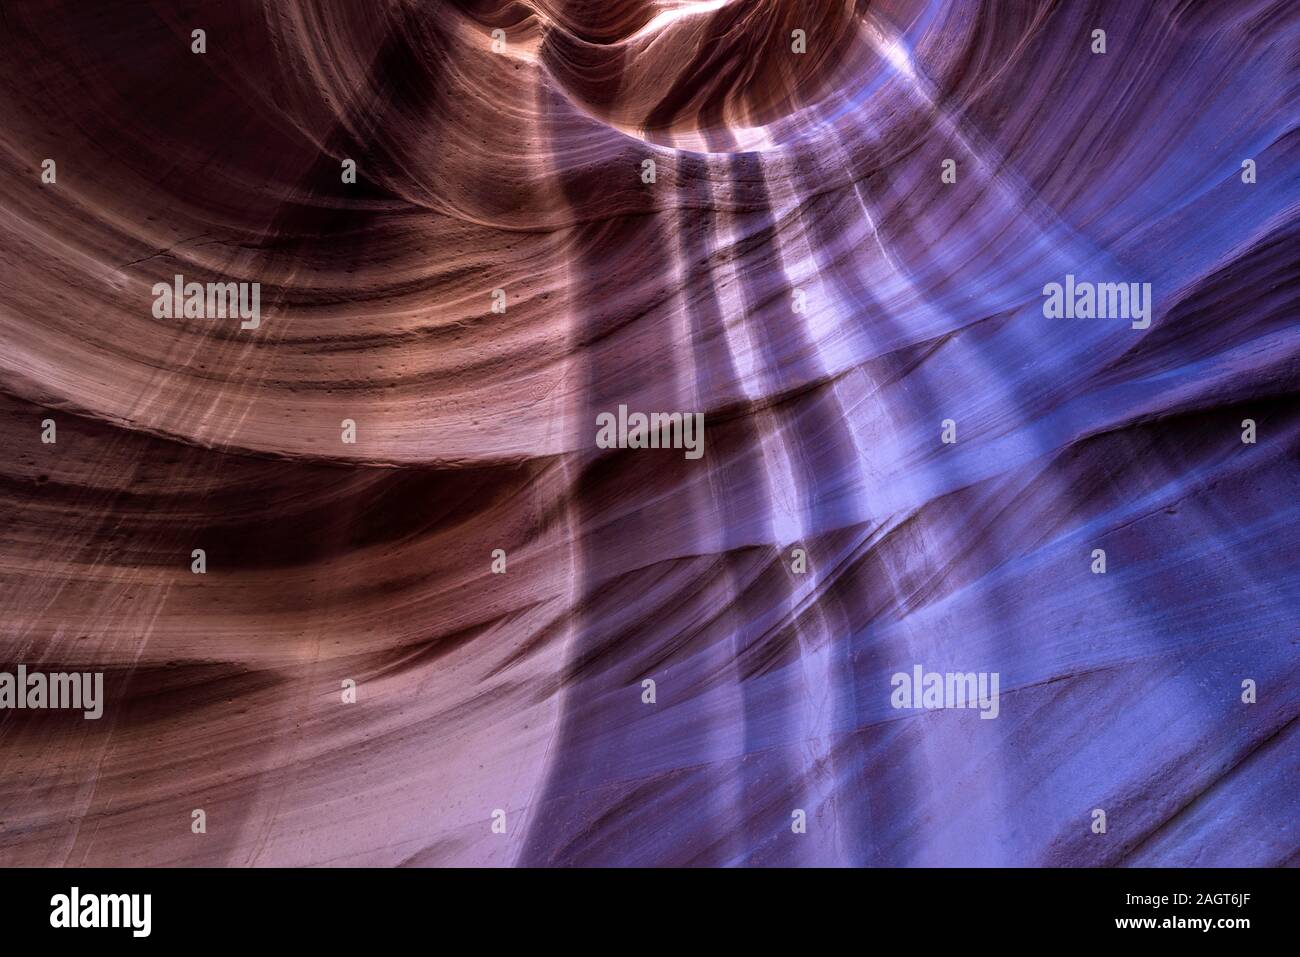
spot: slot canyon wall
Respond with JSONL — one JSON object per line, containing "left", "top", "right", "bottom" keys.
{"left": 0, "top": 0, "right": 1296, "bottom": 866}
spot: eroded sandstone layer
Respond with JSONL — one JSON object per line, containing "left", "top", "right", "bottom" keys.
{"left": 0, "top": 0, "right": 1295, "bottom": 866}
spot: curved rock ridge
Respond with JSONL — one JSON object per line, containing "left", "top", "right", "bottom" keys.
{"left": 0, "top": 0, "right": 1295, "bottom": 866}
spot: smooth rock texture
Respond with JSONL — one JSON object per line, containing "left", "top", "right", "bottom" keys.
{"left": 0, "top": 0, "right": 1295, "bottom": 866}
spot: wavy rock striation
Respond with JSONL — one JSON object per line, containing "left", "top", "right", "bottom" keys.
{"left": 0, "top": 0, "right": 1295, "bottom": 866}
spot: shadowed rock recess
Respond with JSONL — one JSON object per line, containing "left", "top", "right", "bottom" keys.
{"left": 0, "top": 0, "right": 1295, "bottom": 867}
